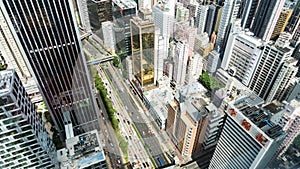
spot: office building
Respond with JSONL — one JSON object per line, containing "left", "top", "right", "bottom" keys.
{"left": 57, "top": 130, "right": 107, "bottom": 168}
{"left": 221, "top": 31, "right": 263, "bottom": 86}
{"left": 167, "top": 83, "right": 210, "bottom": 157}
{"left": 213, "top": 6, "right": 223, "bottom": 34}
{"left": 131, "top": 16, "right": 156, "bottom": 88}
{"left": 0, "top": 70, "right": 57, "bottom": 168}
{"left": 201, "top": 103, "right": 225, "bottom": 150}
{"left": 153, "top": 1, "right": 175, "bottom": 82}
{"left": 215, "top": 0, "right": 241, "bottom": 49}
{"left": 286, "top": 0, "right": 300, "bottom": 39}
{"left": 250, "top": 44, "right": 293, "bottom": 100}
{"left": 266, "top": 58, "right": 298, "bottom": 102}
{"left": 112, "top": 0, "right": 137, "bottom": 57}
{"left": 250, "top": 0, "right": 285, "bottom": 42}
{"left": 271, "top": 8, "right": 293, "bottom": 40}
{"left": 204, "top": 4, "right": 217, "bottom": 37}
{"left": 291, "top": 26, "right": 300, "bottom": 46}
{"left": 0, "top": 0, "right": 101, "bottom": 135}
{"left": 196, "top": 5, "right": 208, "bottom": 35}
{"left": 75, "top": 0, "right": 91, "bottom": 32}
{"left": 153, "top": 1, "right": 175, "bottom": 37}
{"left": 205, "top": 50, "right": 220, "bottom": 74}
{"left": 94, "top": 0, "right": 113, "bottom": 26}
{"left": 287, "top": 82, "right": 300, "bottom": 102}
{"left": 241, "top": 0, "right": 260, "bottom": 29}
{"left": 102, "top": 21, "right": 116, "bottom": 54}
{"left": 0, "top": 9, "right": 41, "bottom": 102}
{"left": 273, "top": 100, "right": 300, "bottom": 158}
{"left": 275, "top": 32, "right": 292, "bottom": 48}
{"left": 209, "top": 94, "right": 285, "bottom": 169}
{"left": 173, "top": 41, "right": 189, "bottom": 87}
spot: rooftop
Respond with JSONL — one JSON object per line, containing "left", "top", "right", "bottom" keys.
{"left": 112, "top": 0, "right": 136, "bottom": 9}
{"left": 231, "top": 94, "right": 284, "bottom": 141}
{"left": 57, "top": 130, "right": 106, "bottom": 169}
{"left": 144, "top": 86, "right": 174, "bottom": 120}
{"left": 0, "top": 69, "right": 14, "bottom": 96}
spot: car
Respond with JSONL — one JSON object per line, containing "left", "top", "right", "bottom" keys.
{"left": 110, "top": 143, "right": 114, "bottom": 147}
{"left": 129, "top": 136, "right": 132, "bottom": 140}
{"left": 117, "top": 119, "right": 120, "bottom": 122}
{"left": 145, "top": 162, "right": 149, "bottom": 167}
{"left": 117, "top": 160, "right": 121, "bottom": 164}
{"left": 125, "top": 136, "right": 128, "bottom": 140}
{"left": 123, "top": 119, "right": 126, "bottom": 123}
{"left": 127, "top": 121, "right": 130, "bottom": 125}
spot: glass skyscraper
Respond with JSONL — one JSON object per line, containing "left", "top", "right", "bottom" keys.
{"left": 0, "top": 0, "right": 100, "bottom": 135}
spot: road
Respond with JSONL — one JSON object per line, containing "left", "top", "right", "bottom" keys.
{"left": 97, "top": 64, "right": 153, "bottom": 168}
{"left": 103, "top": 62, "right": 171, "bottom": 167}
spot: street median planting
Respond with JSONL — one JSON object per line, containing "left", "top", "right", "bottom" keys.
{"left": 95, "top": 74, "right": 119, "bottom": 131}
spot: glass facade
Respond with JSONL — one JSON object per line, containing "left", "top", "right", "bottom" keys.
{"left": 131, "top": 18, "right": 155, "bottom": 87}
{"left": 1, "top": 0, "right": 100, "bottom": 135}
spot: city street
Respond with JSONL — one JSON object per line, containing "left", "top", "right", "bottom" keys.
{"left": 103, "top": 62, "right": 172, "bottom": 167}
{"left": 97, "top": 64, "right": 153, "bottom": 168}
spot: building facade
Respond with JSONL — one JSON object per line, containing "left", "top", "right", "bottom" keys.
{"left": 271, "top": 8, "right": 293, "bottom": 40}
{"left": 131, "top": 16, "right": 156, "bottom": 88}
{"left": 0, "top": 9, "right": 41, "bottom": 102}
{"left": 250, "top": 0, "right": 285, "bottom": 41}
{"left": 249, "top": 44, "right": 292, "bottom": 100}
{"left": 0, "top": 70, "right": 57, "bottom": 168}
{"left": 0, "top": 0, "right": 101, "bottom": 135}
{"left": 209, "top": 94, "right": 285, "bottom": 169}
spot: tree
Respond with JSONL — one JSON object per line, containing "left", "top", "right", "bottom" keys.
{"left": 113, "top": 56, "right": 120, "bottom": 67}
{"left": 199, "top": 71, "right": 222, "bottom": 91}
{"left": 0, "top": 63, "right": 7, "bottom": 71}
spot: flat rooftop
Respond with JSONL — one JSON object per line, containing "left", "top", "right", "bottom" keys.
{"left": 0, "top": 69, "right": 14, "bottom": 96}
{"left": 57, "top": 130, "right": 106, "bottom": 169}
{"left": 232, "top": 94, "right": 284, "bottom": 140}
{"left": 112, "top": 0, "right": 136, "bottom": 9}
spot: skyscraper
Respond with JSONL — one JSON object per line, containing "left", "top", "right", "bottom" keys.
{"left": 241, "top": 0, "right": 260, "bottom": 29}
{"left": 286, "top": 0, "right": 300, "bottom": 38}
{"left": 250, "top": 0, "right": 285, "bottom": 41}
{"left": 196, "top": 5, "right": 208, "bottom": 35}
{"left": 0, "top": 0, "right": 100, "bottom": 135}
{"left": 0, "top": 8, "right": 41, "bottom": 102}
{"left": 0, "top": 69, "right": 57, "bottom": 168}
{"left": 271, "top": 8, "right": 293, "bottom": 40}
{"left": 173, "top": 41, "right": 189, "bottom": 86}
{"left": 215, "top": 0, "right": 241, "bottom": 49}
{"left": 221, "top": 31, "right": 263, "bottom": 86}
{"left": 209, "top": 94, "right": 285, "bottom": 169}
{"left": 204, "top": 4, "right": 217, "bottom": 37}
{"left": 249, "top": 44, "right": 292, "bottom": 100}
{"left": 102, "top": 21, "right": 116, "bottom": 54}
{"left": 112, "top": 0, "right": 137, "bottom": 57}
{"left": 131, "top": 15, "right": 156, "bottom": 88}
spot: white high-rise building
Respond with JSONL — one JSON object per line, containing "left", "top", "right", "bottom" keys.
{"left": 0, "top": 70, "right": 57, "bottom": 168}
{"left": 249, "top": 44, "right": 293, "bottom": 100}
{"left": 173, "top": 41, "right": 189, "bottom": 86}
{"left": 196, "top": 5, "right": 209, "bottom": 35}
{"left": 153, "top": 1, "right": 175, "bottom": 82}
{"left": 0, "top": 9, "right": 41, "bottom": 102}
{"left": 205, "top": 50, "right": 220, "bottom": 74}
{"left": 186, "top": 53, "right": 203, "bottom": 84}
{"left": 215, "top": 0, "right": 241, "bottom": 49}
{"left": 266, "top": 58, "right": 298, "bottom": 102}
{"left": 209, "top": 94, "right": 285, "bottom": 169}
{"left": 102, "top": 21, "right": 116, "bottom": 54}
{"left": 221, "top": 31, "right": 263, "bottom": 86}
